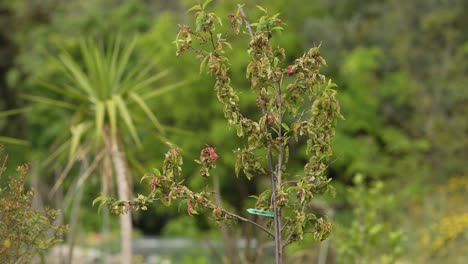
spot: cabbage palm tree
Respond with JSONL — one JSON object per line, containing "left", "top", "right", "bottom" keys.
{"left": 29, "top": 36, "right": 183, "bottom": 263}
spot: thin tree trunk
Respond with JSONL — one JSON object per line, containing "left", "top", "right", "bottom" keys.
{"left": 267, "top": 148, "right": 282, "bottom": 264}
{"left": 237, "top": 6, "right": 283, "bottom": 262}
{"left": 110, "top": 136, "right": 133, "bottom": 264}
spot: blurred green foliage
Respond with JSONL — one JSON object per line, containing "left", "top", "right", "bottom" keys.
{"left": 0, "top": 0, "right": 467, "bottom": 262}
{"left": 335, "top": 174, "right": 404, "bottom": 263}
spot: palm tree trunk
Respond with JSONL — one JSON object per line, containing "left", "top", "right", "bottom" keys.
{"left": 101, "top": 143, "right": 113, "bottom": 263}
{"left": 110, "top": 137, "right": 133, "bottom": 264}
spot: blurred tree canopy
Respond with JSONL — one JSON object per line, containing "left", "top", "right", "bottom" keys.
{"left": 0, "top": 0, "right": 466, "bottom": 262}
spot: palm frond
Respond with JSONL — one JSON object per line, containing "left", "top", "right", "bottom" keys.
{"left": 0, "top": 107, "right": 31, "bottom": 118}
{"left": 21, "top": 94, "right": 76, "bottom": 110}
{"left": 114, "top": 95, "right": 141, "bottom": 147}
{"left": 59, "top": 51, "right": 95, "bottom": 98}
{"left": 130, "top": 92, "right": 164, "bottom": 133}
{"left": 69, "top": 122, "right": 91, "bottom": 161}
{"left": 42, "top": 139, "right": 70, "bottom": 169}
{"left": 114, "top": 37, "right": 137, "bottom": 94}
{"left": 0, "top": 136, "right": 30, "bottom": 146}
{"left": 37, "top": 80, "right": 88, "bottom": 102}
{"left": 142, "top": 80, "right": 188, "bottom": 100}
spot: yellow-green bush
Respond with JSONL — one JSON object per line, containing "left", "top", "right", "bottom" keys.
{"left": 419, "top": 176, "right": 468, "bottom": 262}
{"left": 0, "top": 148, "right": 67, "bottom": 263}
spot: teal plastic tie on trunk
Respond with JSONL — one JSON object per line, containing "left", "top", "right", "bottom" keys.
{"left": 246, "top": 208, "right": 274, "bottom": 218}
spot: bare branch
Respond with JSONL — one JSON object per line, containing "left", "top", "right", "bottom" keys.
{"left": 223, "top": 210, "right": 274, "bottom": 238}
{"left": 237, "top": 4, "right": 254, "bottom": 38}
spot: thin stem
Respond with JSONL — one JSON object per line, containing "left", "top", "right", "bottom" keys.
{"left": 281, "top": 219, "right": 290, "bottom": 232}
{"left": 119, "top": 179, "right": 274, "bottom": 238}
{"left": 282, "top": 203, "right": 305, "bottom": 248}
{"left": 238, "top": 5, "right": 283, "bottom": 263}
{"left": 223, "top": 210, "right": 274, "bottom": 238}
{"left": 282, "top": 180, "right": 299, "bottom": 187}
{"left": 276, "top": 75, "right": 284, "bottom": 190}
{"left": 267, "top": 141, "right": 282, "bottom": 263}
{"left": 282, "top": 225, "right": 296, "bottom": 249}
{"left": 270, "top": 126, "right": 280, "bottom": 135}
{"left": 209, "top": 32, "right": 217, "bottom": 50}
{"left": 275, "top": 76, "right": 285, "bottom": 251}
{"left": 186, "top": 45, "right": 208, "bottom": 57}
{"left": 237, "top": 4, "right": 254, "bottom": 38}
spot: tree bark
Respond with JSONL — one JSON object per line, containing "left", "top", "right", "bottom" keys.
{"left": 110, "top": 137, "right": 133, "bottom": 264}
{"left": 267, "top": 148, "right": 282, "bottom": 264}
{"left": 102, "top": 138, "right": 113, "bottom": 263}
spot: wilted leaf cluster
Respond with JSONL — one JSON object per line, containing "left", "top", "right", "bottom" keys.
{"left": 96, "top": 146, "right": 233, "bottom": 221}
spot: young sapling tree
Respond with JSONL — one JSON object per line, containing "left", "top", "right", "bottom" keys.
{"left": 95, "top": 2, "right": 342, "bottom": 263}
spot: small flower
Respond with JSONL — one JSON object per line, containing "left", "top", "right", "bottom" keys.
{"left": 200, "top": 146, "right": 219, "bottom": 163}
{"left": 207, "top": 147, "right": 219, "bottom": 161}
{"left": 286, "top": 65, "right": 295, "bottom": 75}
{"left": 228, "top": 13, "right": 235, "bottom": 18}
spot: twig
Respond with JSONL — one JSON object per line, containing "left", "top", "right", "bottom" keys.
{"left": 237, "top": 4, "right": 254, "bottom": 38}
{"left": 280, "top": 219, "right": 289, "bottom": 232}
{"left": 223, "top": 210, "right": 274, "bottom": 238}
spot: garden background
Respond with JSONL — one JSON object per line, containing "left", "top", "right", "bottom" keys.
{"left": 0, "top": 0, "right": 467, "bottom": 263}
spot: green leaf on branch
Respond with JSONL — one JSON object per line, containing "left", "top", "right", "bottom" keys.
{"left": 92, "top": 195, "right": 108, "bottom": 215}
{"left": 202, "top": 0, "right": 213, "bottom": 10}
{"left": 256, "top": 5, "right": 267, "bottom": 13}
{"left": 195, "top": 11, "right": 205, "bottom": 32}
{"left": 200, "top": 55, "right": 209, "bottom": 74}
{"left": 140, "top": 173, "right": 154, "bottom": 183}
{"left": 187, "top": 5, "right": 202, "bottom": 13}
